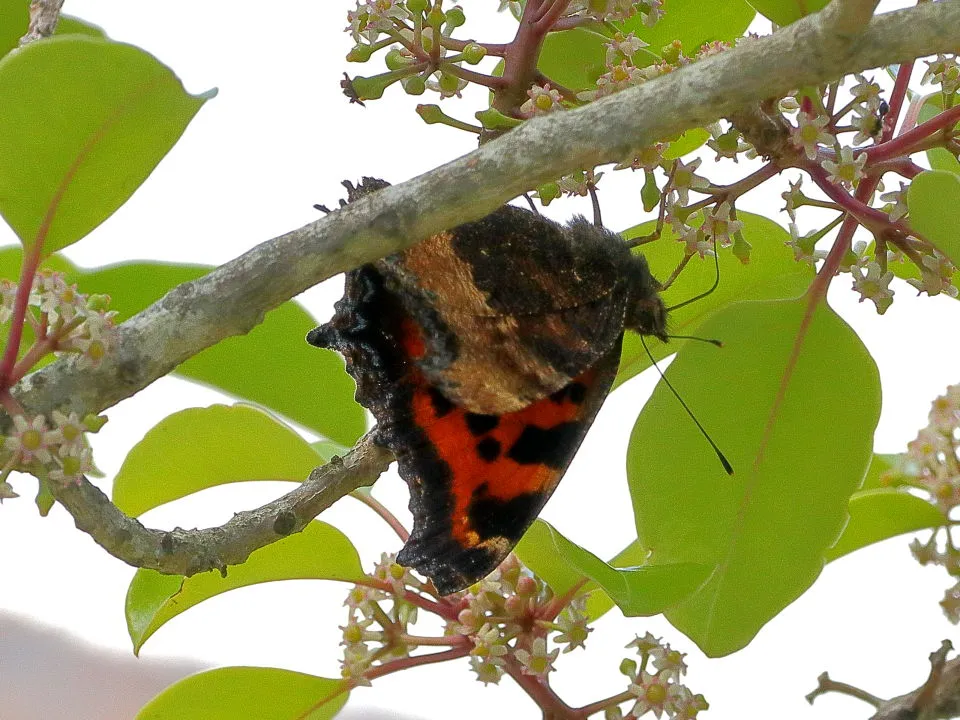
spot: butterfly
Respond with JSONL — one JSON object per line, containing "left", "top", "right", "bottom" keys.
{"left": 308, "top": 177, "right": 667, "bottom": 595}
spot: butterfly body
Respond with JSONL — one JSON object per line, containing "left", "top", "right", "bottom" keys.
{"left": 309, "top": 178, "right": 666, "bottom": 594}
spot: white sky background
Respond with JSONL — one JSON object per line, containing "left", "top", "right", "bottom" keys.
{"left": 2, "top": 1, "right": 959, "bottom": 719}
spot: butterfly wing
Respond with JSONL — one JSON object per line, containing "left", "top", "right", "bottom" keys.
{"left": 396, "top": 334, "right": 622, "bottom": 594}
{"left": 310, "top": 265, "right": 621, "bottom": 594}
{"left": 377, "top": 208, "right": 633, "bottom": 415}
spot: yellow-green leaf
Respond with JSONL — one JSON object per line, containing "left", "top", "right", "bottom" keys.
{"left": 125, "top": 521, "right": 364, "bottom": 654}
{"left": 908, "top": 170, "right": 960, "bottom": 270}
{"left": 0, "top": 36, "right": 213, "bottom": 255}
{"left": 826, "top": 489, "right": 944, "bottom": 562}
{"left": 136, "top": 667, "right": 348, "bottom": 720}
{"left": 112, "top": 404, "right": 325, "bottom": 517}
{"left": 629, "top": 298, "right": 880, "bottom": 656}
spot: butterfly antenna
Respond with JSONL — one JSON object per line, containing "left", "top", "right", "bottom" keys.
{"left": 588, "top": 183, "right": 603, "bottom": 228}
{"left": 667, "top": 334, "right": 723, "bottom": 347}
{"left": 523, "top": 192, "right": 541, "bottom": 215}
{"left": 666, "top": 239, "right": 720, "bottom": 313}
{"left": 640, "top": 336, "right": 734, "bottom": 475}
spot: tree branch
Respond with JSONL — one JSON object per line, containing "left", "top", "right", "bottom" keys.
{"left": 53, "top": 433, "right": 392, "bottom": 576}
{"left": 10, "top": 2, "right": 959, "bottom": 431}
{"left": 5, "top": 0, "right": 960, "bottom": 574}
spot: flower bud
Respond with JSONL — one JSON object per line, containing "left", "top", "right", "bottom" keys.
{"left": 402, "top": 75, "right": 426, "bottom": 95}
{"left": 462, "top": 42, "right": 486, "bottom": 65}
{"left": 347, "top": 44, "right": 375, "bottom": 63}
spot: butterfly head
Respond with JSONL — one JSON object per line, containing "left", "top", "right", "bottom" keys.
{"left": 624, "top": 253, "right": 668, "bottom": 342}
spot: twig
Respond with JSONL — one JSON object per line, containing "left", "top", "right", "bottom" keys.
{"left": 806, "top": 672, "right": 884, "bottom": 708}
{"left": 807, "top": 640, "right": 960, "bottom": 720}
{"left": 19, "top": 0, "right": 65, "bottom": 46}
{"left": 48, "top": 434, "right": 392, "bottom": 576}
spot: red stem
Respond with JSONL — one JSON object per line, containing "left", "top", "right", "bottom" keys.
{"left": 8, "top": 316, "right": 85, "bottom": 385}
{"left": 883, "top": 61, "right": 914, "bottom": 142}
{"left": 398, "top": 633, "right": 468, "bottom": 647}
{"left": 442, "top": 61, "right": 508, "bottom": 89}
{"left": 505, "top": 658, "right": 576, "bottom": 718}
{"left": 494, "top": 0, "right": 572, "bottom": 114}
{"left": 865, "top": 102, "right": 960, "bottom": 163}
{"left": 349, "top": 490, "right": 410, "bottom": 541}
{"left": 575, "top": 690, "right": 634, "bottom": 718}
{"left": 0, "top": 246, "right": 42, "bottom": 390}
{"left": 538, "top": 577, "right": 588, "bottom": 621}
{"left": 367, "top": 645, "right": 470, "bottom": 681}
{"left": 805, "top": 164, "right": 904, "bottom": 233}
{"left": 0, "top": 390, "right": 24, "bottom": 417}
{"left": 294, "top": 646, "right": 470, "bottom": 720}
{"left": 440, "top": 36, "right": 508, "bottom": 56}
{"left": 355, "top": 578, "right": 459, "bottom": 620}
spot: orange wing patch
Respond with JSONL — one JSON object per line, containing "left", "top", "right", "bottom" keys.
{"left": 409, "top": 367, "right": 599, "bottom": 550}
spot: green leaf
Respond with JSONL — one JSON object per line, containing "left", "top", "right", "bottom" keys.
{"left": 908, "top": 170, "right": 960, "bottom": 270}
{"left": 125, "top": 520, "right": 364, "bottom": 654}
{"left": 536, "top": 0, "right": 754, "bottom": 93}
{"left": 540, "top": 521, "right": 713, "bottom": 616}
{"left": 745, "top": 0, "right": 829, "bottom": 25}
{"left": 516, "top": 520, "right": 712, "bottom": 616}
{"left": 615, "top": 212, "right": 813, "bottom": 388}
{"left": 54, "top": 16, "right": 108, "bottom": 39}
{"left": 663, "top": 128, "right": 710, "bottom": 160}
{"left": 628, "top": 298, "right": 880, "bottom": 656}
{"left": 538, "top": 27, "right": 611, "bottom": 92}
{"left": 0, "top": 248, "right": 365, "bottom": 446}
{"left": 620, "top": 0, "right": 756, "bottom": 52}
{"left": 135, "top": 667, "right": 348, "bottom": 720}
{"left": 825, "top": 489, "right": 944, "bottom": 562}
{"left": 583, "top": 540, "right": 648, "bottom": 621}
{"left": 514, "top": 519, "right": 585, "bottom": 597}
{"left": 859, "top": 453, "right": 897, "bottom": 491}
{"left": 0, "top": 36, "right": 214, "bottom": 255}
{"left": 0, "top": 0, "right": 27, "bottom": 57}
{"left": 112, "top": 404, "right": 325, "bottom": 517}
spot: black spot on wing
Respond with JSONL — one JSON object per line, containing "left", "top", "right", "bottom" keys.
{"left": 428, "top": 387, "right": 455, "bottom": 418}
{"left": 507, "top": 422, "right": 584, "bottom": 469}
{"left": 550, "top": 382, "right": 588, "bottom": 405}
{"left": 465, "top": 413, "right": 499, "bottom": 436}
{"left": 468, "top": 484, "right": 542, "bottom": 542}
{"left": 567, "top": 382, "right": 588, "bottom": 405}
{"left": 476, "top": 437, "right": 501, "bottom": 462}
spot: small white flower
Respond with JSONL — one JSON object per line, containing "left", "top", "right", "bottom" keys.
{"left": 669, "top": 158, "right": 710, "bottom": 205}
{"left": 48, "top": 447, "right": 94, "bottom": 485}
{"left": 513, "top": 637, "right": 559, "bottom": 678}
{"left": 702, "top": 201, "right": 743, "bottom": 248}
{"left": 6, "top": 415, "right": 56, "bottom": 464}
{"left": 851, "top": 261, "right": 895, "bottom": 314}
{"left": 520, "top": 83, "right": 563, "bottom": 117}
{"left": 605, "top": 32, "right": 648, "bottom": 65}
{"left": 849, "top": 73, "right": 882, "bottom": 110}
{"left": 791, "top": 113, "right": 835, "bottom": 160}
{"left": 880, "top": 181, "right": 909, "bottom": 222}
{"left": 821, "top": 146, "right": 867, "bottom": 189}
